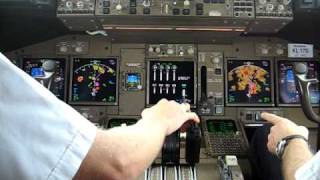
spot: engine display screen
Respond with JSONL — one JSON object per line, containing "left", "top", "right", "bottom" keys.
{"left": 206, "top": 120, "right": 237, "bottom": 135}
{"left": 22, "top": 58, "right": 66, "bottom": 101}
{"left": 278, "top": 60, "right": 320, "bottom": 105}
{"left": 226, "top": 60, "right": 273, "bottom": 106}
{"left": 70, "top": 58, "right": 117, "bottom": 105}
{"left": 148, "top": 60, "right": 195, "bottom": 105}
{"left": 126, "top": 73, "right": 142, "bottom": 91}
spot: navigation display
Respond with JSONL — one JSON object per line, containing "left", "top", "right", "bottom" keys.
{"left": 278, "top": 60, "right": 320, "bottom": 105}
{"left": 70, "top": 58, "right": 117, "bottom": 105}
{"left": 148, "top": 60, "right": 195, "bottom": 105}
{"left": 22, "top": 58, "right": 66, "bottom": 101}
{"left": 226, "top": 60, "right": 273, "bottom": 106}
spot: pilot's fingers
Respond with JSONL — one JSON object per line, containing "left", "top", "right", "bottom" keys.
{"left": 185, "top": 112, "right": 200, "bottom": 123}
{"left": 261, "top": 112, "right": 286, "bottom": 125}
{"left": 181, "top": 103, "right": 191, "bottom": 112}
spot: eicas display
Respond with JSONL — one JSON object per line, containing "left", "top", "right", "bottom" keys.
{"left": 226, "top": 60, "right": 273, "bottom": 106}
{"left": 148, "top": 61, "right": 195, "bottom": 105}
{"left": 22, "top": 58, "right": 66, "bottom": 101}
{"left": 71, "top": 58, "right": 117, "bottom": 105}
{"left": 278, "top": 60, "right": 320, "bottom": 105}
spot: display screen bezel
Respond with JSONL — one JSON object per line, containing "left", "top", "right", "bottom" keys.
{"left": 68, "top": 57, "right": 119, "bottom": 106}
{"left": 225, "top": 59, "right": 275, "bottom": 107}
{"left": 276, "top": 59, "right": 320, "bottom": 107}
{"left": 146, "top": 59, "right": 197, "bottom": 107}
{"left": 21, "top": 57, "right": 68, "bottom": 102}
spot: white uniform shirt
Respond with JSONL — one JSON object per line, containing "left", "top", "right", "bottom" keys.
{"left": 0, "top": 53, "right": 97, "bottom": 179}
{"left": 295, "top": 151, "right": 320, "bottom": 180}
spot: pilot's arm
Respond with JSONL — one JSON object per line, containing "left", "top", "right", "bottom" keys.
{"left": 74, "top": 99, "right": 199, "bottom": 179}
{"left": 261, "top": 112, "right": 318, "bottom": 180}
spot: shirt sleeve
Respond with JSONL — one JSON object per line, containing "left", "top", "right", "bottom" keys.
{"left": 0, "top": 53, "right": 97, "bottom": 180}
{"left": 295, "top": 151, "right": 320, "bottom": 180}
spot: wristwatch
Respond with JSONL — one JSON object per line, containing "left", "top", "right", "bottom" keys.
{"left": 275, "top": 135, "right": 308, "bottom": 159}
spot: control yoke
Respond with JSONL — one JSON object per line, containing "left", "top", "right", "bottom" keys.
{"left": 294, "top": 63, "right": 320, "bottom": 123}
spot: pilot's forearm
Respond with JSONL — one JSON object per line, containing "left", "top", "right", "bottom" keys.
{"left": 74, "top": 118, "right": 167, "bottom": 180}
{"left": 282, "top": 139, "right": 313, "bottom": 180}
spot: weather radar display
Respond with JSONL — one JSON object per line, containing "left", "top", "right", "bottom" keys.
{"left": 226, "top": 60, "right": 273, "bottom": 105}
{"left": 70, "top": 58, "right": 117, "bottom": 105}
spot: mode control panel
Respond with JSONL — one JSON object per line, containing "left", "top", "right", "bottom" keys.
{"left": 238, "top": 108, "right": 284, "bottom": 124}
{"left": 233, "top": 0, "right": 255, "bottom": 18}
{"left": 57, "top": 0, "right": 95, "bottom": 14}
{"left": 147, "top": 44, "right": 196, "bottom": 58}
{"left": 95, "top": 0, "right": 235, "bottom": 17}
{"left": 255, "top": 0, "right": 293, "bottom": 18}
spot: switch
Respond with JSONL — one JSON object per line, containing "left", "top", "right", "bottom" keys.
{"left": 255, "top": 113, "right": 261, "bottom": 121}
{"left": 143, "top": 7, "right": 151, "bottom": 14}
{"left": 215, "top": 97, "right": 223, "bottom": 105}
{"left": 129, "top": 8, "right": 137, "bottom": 14}
{"left": 182, "top": 9, "right": 190, "bottom": 15}
{"left": 245, "top": 113, "right": 253, "bottom": 121}
{"left": 173, "top": 8, "right": 180, "bottom": 15}
{"left": 103, "top": 8, "right": 110, "bottom": 14}
{"left": 103, "top": 0, "right": 110, "bottom": 7}
{"left": 215, "top": 107, "right": 223, "bottom": 114}
{"left": 214, "top": 68, "right": 222, "bottom": 75}
{"left": 196, "top": 3, "right": 203, "bottom": 9}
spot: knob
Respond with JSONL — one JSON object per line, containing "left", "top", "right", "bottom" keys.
{"left": 155, "top": 47, "right": 161, "bottom": 53}
{"left": 75, "top": 46, "right": 83, "bottom": 53}
{"left": 66, "top": 1, "right": 73, "bottom": 8}
{"left": 276, "top": 48, "right": 284, "bottom": 55}
{"left": 261, "top": 48, "right": 269, "bottom": 55}
{"left": 116, "top": 4, "right": 122, "bottom": 11}
{"left": 148, "top": 46, "right": 154, "bottom": 53}
{"left": 212, "top": 57, "right": 220, "bottom": 64}
{"left": 76, "top": 1, "right": 84, "bottom": 8}
{"left": 278, "top": 4, "right": 285, "bottom": 11}
{"left": 266, "top": 3, "right": 274, "bottom": 12}
{"left": 184, "top": 0, "right": 190, "bottom": 7}
{"left": 179, "top": 50, "right": 184, "bottom": 56}
{"left": 187, "top": 47, "right": 194, "bottom": 55}
{"left": 59, "top": 46, "right": 68, "bottom": 53}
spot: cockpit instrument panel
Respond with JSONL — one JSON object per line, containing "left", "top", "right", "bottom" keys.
{"left": 226, "top": 59, "right": 274, "bottom": 106}
{"left": 69, "top": 58, "right": 118, "bottom": 105}
{"left": 277, "top": 60, "right": 320, "bottom": 105}
{"left": 147, "top": 60, "right": 195, "bottom": 105}
{"left": 22, "top": 58, "right": 67, "bottom": 101}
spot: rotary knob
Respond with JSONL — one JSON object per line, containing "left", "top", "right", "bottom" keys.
{"left": 187, "top": 47, "right": 194, "bottom": 55}
{"left": 66, "top": 1, "right": 73, "bottom": 8}
{"left": 261, "top": 48, "right": 269, "bottom": 55}
{"left": 148, "top": 46, "right": 154, "bottom": 53}
{"left": 155, "top": 47, "right": 161, "bottom": 53}
{"left": 76, "top": 1, "right": 84, "bottom": 9}
{"left": 75, "top": 46, "right": 83, "bottom": 53}
{"left": 266, "top": 3, "right": 274, "bottom": 12}
{"left": 276, "top": 48, "right": 285, "bottom": 55}
{"left": 59, "top": 45, "right": 68, "bottom": 53}
{"left": 259, "top": 0, "right": 267, "bottom": 5}
{"left": 116, "top": 4, "right": 122, "bottom": 11}
{"left": 184, "top": 0, "right": 190, "bottom": 7}
{"left": 212, "top": 57, "right": 220, "bottom": 64}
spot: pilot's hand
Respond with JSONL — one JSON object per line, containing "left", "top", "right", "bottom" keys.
{"left": 261, "top": 112, "right": 309, "bottom": 154}
{"left": 141, "top": 99, "right": 200, "bottom": 135}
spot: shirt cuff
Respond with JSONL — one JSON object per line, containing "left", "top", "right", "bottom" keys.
{"left": 295, "top": 151, "right": 320, "bottom": 180}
